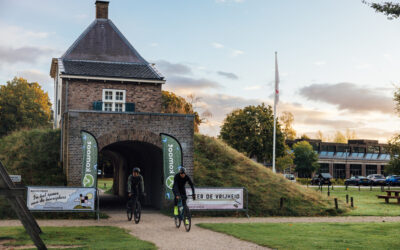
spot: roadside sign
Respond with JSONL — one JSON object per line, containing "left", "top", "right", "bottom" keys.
{"left": 27, "top": 187, "right": 96, "bottom": 211}
{"left": 10, "top": 175, "right": 21, "bottom": 183}
{"left": 186, "top": 187, "right": 244, "bottom": 210}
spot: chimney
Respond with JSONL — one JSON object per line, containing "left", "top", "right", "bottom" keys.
{"left": 95, "top": 1, "right": 109, "bottom": 19}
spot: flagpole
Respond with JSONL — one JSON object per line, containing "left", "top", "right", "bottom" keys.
{"left": 272, "top": 51, "right": 278, "bottom": 173}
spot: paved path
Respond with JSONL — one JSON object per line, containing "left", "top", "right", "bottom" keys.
{"left": 2, "top": 212, "right": 400, "bottom": 250}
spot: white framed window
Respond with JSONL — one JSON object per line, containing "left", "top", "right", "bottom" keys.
{"left": 102, "top": 89, "right": 126, "bottom": 112}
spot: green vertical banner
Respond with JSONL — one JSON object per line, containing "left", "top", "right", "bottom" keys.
{"left": 161, "top": 134, "right": 183, "bottom": 200}
{"left": 81, "top": 131, "right": 98, "bottom": 188}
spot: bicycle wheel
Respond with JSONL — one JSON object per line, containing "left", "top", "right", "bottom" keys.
{"left": 174, "top": 215, "right": 181, "bottom": 228}
{"left": 134, "top": 201, "right": 141, "bottom": 224}
{"left": 183, "top": 206, "right": 191, "bottom": 232}
{"left": 127, "top": 207, "right": 133, "bottom": 221}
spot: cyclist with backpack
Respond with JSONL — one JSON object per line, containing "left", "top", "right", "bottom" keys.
{"left": 173, "top": 167, "right": 195, "bottom": 218}
{"left": 127, "top": 167, "right": 144, "bottom": 220}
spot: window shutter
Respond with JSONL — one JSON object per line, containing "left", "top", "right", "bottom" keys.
{"left": 125, "top": 102, "right": 135, "bottom": 112}
{"left": 93, "top": 101, "right": 103, "bottom": 111}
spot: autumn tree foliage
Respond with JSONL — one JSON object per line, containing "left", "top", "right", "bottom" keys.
{"left": 161, "top": 90, "right": 201, "bottom": 132}
{"left": 0, "top": 77, "right": 52, "bottom": 137}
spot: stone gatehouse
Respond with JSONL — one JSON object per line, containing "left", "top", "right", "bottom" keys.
{"left": 50, "top": 1, "right": 194, "bottom": 209}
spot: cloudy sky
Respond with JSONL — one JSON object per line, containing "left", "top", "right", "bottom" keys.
{"left": 1, "top": 0, "right": 400, "bottom": 142}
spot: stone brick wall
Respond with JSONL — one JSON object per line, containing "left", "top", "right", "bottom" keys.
{"left": 63, "top": 110, "right": 194, "bottom": 186}
{"left": 61, "top": 79, "right": 162, "bottom": 114}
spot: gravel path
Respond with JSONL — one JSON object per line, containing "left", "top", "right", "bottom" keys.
{"left": 0, "top": 210, "right": 267, "bottom": 250}
{"left": 2, "top": 212, "right": 400, "bottom": 250}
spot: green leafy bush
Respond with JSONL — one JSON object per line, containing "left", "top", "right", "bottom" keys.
{"left": 0, "top": 128, "right": 65, "bottom": 185}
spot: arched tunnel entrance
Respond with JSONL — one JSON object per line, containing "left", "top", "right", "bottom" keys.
{"left": 99, "top": 140, "right": 163, "bottom": 209}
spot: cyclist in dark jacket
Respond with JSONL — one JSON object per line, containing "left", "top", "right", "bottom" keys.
{"left": 173, "top": 167, "right": 195, "bottom": 216}
{"left": 127, "top": 168, "right": 144, "bottom": 213}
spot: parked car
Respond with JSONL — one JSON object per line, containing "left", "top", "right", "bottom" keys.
{"left": 345, "top": 176, "right": 370, "bottom": 186}
{"left": 283, "top": 174, "right": 296, "bottom": 183}
{"left": 367, "top": 174, "right": 386, "bottom": 186}
{"left": 386, "top": 175, "right": 400, "bottom": 186}
{"left": 311, "top": 173, "right": 332, "bottom": 185}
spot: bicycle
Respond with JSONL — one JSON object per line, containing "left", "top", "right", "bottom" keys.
{"left": 127, "top": 196, "right": 141, "bottom": 224}
{"left": 174, "top": 197, "right": 191, "bottom": 232}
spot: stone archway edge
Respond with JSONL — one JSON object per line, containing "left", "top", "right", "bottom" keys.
{"left": 97, "top": 129, "right": 162, "bottom": 150}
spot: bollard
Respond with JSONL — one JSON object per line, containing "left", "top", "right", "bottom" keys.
{"left": 358, "top": 185, "right": 361, "bottom": 191}
{"left": 104, "top": 183, "right": 106, "bottom": 188}
{"left": 346, "top": 194, "right": 349, "bottom": 204}
{"left": 332, "top": 184, "right": 334, "bottom": 191}
{"left": 280, "top": 197, "right": 284, "bottom": 209}
{"left": 388, "top": 184, "right": 391, "bottom": 191}
{"left": 334, "top": 198, "right": 338, "bottom": 210}
{"left": 351, "top": 197, "right": 354, "bottom": 208}
{"left": 381, "top": 185, "right": 384, "bottom": 192}
{"left": 345, "top": 184, "right": 348, "bottom": 191}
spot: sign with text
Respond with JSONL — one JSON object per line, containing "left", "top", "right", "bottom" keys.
{"left": 161, "top": 134, "right": 182, "bottom": 200}
{"left": 27, "top": 187, "right": 96, "bottom": 211}
{"left": 186, "top": 188, "right": 244, "bottom": 210}
{"left": 10, "top": 175, "right": 21, "bottom": 183}
{"left": 81, "top": 131, "right": 98, "bottom": 188}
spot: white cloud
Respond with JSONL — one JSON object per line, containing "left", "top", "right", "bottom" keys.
{"left": 244, "top": 85, "right": 262, "bottom": 90}
{"left": 314, "top": 61, "right": 326, "bottom": 66}
{"left": 212, "top": 42, "right": 224, "bottom": 49}
{"left": 231, "top": 49, "right": 244, "bottom": 57}
{"left": 150, "top": 42, "right": 159, "bottom": 47}
{"left": 0, "top": 22, "right": 50, "bottom": 46}
{"left": 17, "top": 69, "right": 52, "bottom": 86}
{"left": 355, "top": 63, "right": 372, "bottom": 70}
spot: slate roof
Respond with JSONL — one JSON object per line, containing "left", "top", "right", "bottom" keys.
{"left": 62, "top": 60, "right": 162, "bottom": 80}
{"left": 56, "top": 19, "right": 163, "bottom": 80}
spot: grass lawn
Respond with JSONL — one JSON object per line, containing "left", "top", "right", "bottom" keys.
{"left": 0, "top": 226, "right": 156, "bottom": 249}
{"left": 98, "top": 178, "right": 113, "bottom": 194}
{"left": 312, "top": 186, "right": 400, "bottom": 216}
{"left": 198, "top": 222, "right": 400, "bottom": 250}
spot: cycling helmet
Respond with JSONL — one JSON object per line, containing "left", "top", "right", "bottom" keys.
{"left": 133, "top": 167, "right": 140, "bottom": 173}
{"left": 179, "top": 167, "right": 186, "bottom": 174}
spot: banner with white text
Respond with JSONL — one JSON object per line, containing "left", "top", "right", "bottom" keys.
{"left": 81, "top": 131, "right": 98, "bottom": 188}
{"left": 161, "top": 134, "right": 183, "bottom": 200}
{"left": 186, "top": 188, "right": 244, "bottom": 210}
{"left": 27, "top": 187, "right": 96, "bottom": 211}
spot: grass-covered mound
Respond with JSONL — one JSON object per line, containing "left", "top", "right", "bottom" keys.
{"left": 0, "top": 129, "right": 105, "bottom": 219}
{"left": 194, "top": 134, "right": 344, "bottom": 216}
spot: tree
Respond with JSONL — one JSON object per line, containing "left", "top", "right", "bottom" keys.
{"left": 345, "top": 128, "right": 357, "bottom": 140}
{"left": 279, "top": 111, "right": 296, "bottom": 140}
{"left": 364, "top": 1, "right": 400, "bottom": 19}
{"left": 0, "top": 77, "right": 52, "bottom": 137}
{"left": 276, "top": 145, "right": 294, "bottom": 173}
{"left": 300, "top": 134, "right": 310, "bottom": 140}
{"left": 293, "top": 141, "right": 319, "bottom": 178}
{"left": 219, "top": 103, "right": 285, "bottom": 164}
{"left": 316, "top": 130, "right": 325, "bottom": 141}
{"left": 385, "top": 135, "right": 400, "bottom": 175}
{"left": 161, "top": 91, "right": 201, "bottom": 132}
{"left": 333, "top": 131, "right": 347, "bottom": 143}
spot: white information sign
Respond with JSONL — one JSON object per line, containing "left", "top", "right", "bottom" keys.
{"left": 10, "top": 175, "right": 21, "bottom": 183}
{"left": 186, "top": 187, "right": 244, "bottom": 210}
{"left": 27, "top": 187, "right": 96, "bottom": 211}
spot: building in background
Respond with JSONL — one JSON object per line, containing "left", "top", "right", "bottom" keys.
{"left": 287, "top": 139, "right": 390, "bottom": 179}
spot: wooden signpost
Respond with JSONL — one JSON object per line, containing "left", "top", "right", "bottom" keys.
{"left": 0, "top": 160, "right": 47, "bottom": 250}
